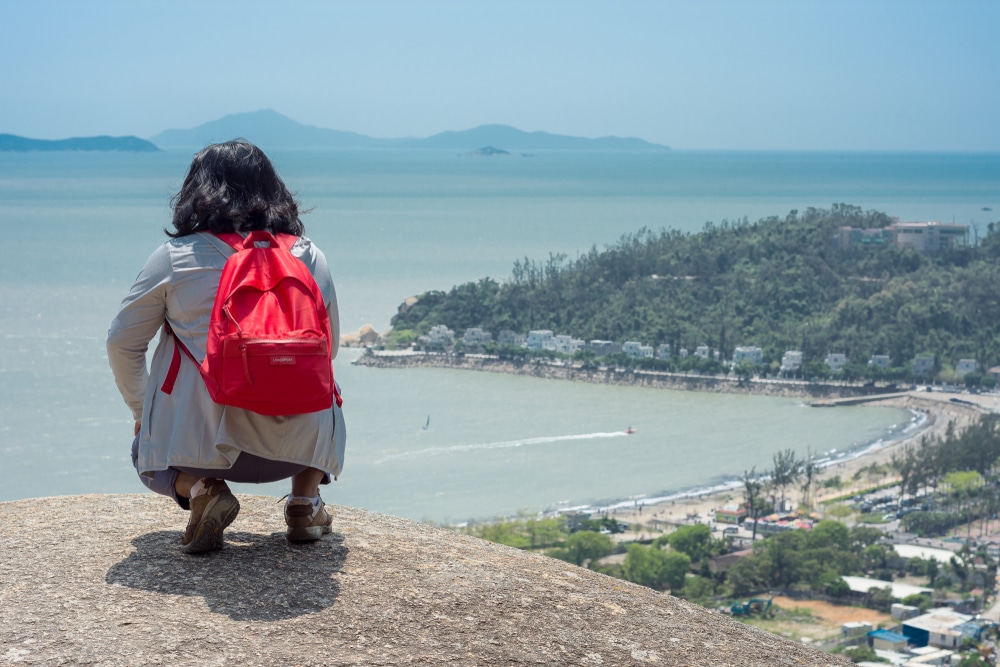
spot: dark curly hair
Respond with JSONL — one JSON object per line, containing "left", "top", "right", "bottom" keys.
{"left": 167, "top": 140, "right": 305, "bottom": 237}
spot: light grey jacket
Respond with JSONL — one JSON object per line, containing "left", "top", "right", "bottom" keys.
{"left": 107, "top": 232, "right": 346, "bottom": 479}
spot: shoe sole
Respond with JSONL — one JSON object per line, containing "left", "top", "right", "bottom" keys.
{"left": 181, "top": 493, "right": 240, "bottom": 554}
{"left": 285, "top": 523, "right": 331, "bottom": 543}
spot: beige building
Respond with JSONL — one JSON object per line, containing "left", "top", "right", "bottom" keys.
{"left": 890, "top": 221, "right": 968, "bottom": 252}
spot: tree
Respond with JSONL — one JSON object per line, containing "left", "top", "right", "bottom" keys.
{"left": 866, "top": 585, "right": 896, "bottom": 612}
{"left": 526, "top": 516, "right": 566, "bottom": 549}
{"left": 564, "top": 531, "right": 615, "bottom": 566}
{"left": 770, "top": 449, "right": 801, "bottom": 511}
{"left": 667, "top": 524, "right": 712, "bottom": 564}
{"left": 742, "top": 467, "right": 765, "bottom": 540}
{"left": 900, "top": 593, "right": 931, "bottom": 611}
{"left": 622, "top": 544, "right": 691, "bottom": 591}
{"left": 891, "top": 446, "right": 920, "bottom": 507}
{"left": 800, "top": 448, "right": 818, "bottom": 508}
{"left": 943, "top": 470, "right": 984, "bottom": 541}
{"left": 849, "top": 526, "right": 884, "bottom": 552}
{"left": 807, "top": 520, "right": 850, "bottom": 551}
{"left": 822, "top": 574, "right": 850, "bottom": 597}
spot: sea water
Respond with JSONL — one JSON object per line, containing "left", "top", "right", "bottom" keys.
{"left": 0, "top": 149, "right": 997, "bottom": 521}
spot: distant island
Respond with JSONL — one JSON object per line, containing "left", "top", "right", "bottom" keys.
{"left": 0, "top": 134, "right": 159, "bottom": 152}
{"left": 468, "top": 146, "right": 512, "bottom": 157}
{"left": 150, "top": 109, "right": 670, "bottom": 152}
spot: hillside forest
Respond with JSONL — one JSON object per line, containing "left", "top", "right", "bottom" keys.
{"left": 388, "top": 205, "right": 1000, "bottom": 381}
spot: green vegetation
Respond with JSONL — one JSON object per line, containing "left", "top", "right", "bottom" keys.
{"left": 389, "top": 205, "right": 1000, "bottom": 378}
{"left": 893, "top": 416, "right": 1000, "bottom": 537}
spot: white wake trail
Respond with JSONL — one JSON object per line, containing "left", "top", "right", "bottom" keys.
{"left": 375, "top": 431, "right": 629, "bottom": 464}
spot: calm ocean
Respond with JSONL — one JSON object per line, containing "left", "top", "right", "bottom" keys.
{"left": 1, "top": 149, "right": 997, "bottom": 521}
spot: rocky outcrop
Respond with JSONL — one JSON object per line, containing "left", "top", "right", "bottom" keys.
{"left": 0, "top": 495, "right": 848, "bottom": 666}
{"left": 341, "top": 324, "right": 380, "bottom": 348}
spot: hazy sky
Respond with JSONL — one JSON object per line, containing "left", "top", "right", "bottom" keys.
{"left": 2, "top": 0, "right": 997, "bottom": 150}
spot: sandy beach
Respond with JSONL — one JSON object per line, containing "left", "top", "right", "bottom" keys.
{"left": 605, "top": 390, "right": 997, "bottom": 541}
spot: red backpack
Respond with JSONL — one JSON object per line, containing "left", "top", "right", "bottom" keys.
{"left": 161, "top": 231, "right": 340, "bottom": 415}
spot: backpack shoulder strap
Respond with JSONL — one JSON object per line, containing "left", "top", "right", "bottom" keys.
{"left": 214, "top": 232, "right": 245, "bottom": 250}
{"left": 273, "top": 233, "right": 301, "bottom": 252}
{"left": 160, "top": 324, "right": 198, "bottom": 395}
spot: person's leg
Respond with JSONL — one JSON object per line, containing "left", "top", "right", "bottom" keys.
{"left": 173, "top": 471, "right": 199, "bottom": 500}
{"left": 132, "top": 435, "right": 188, "bottom": 509}
{"left": 291, "top": 467, "right": 326, "bottom": 497}
{"left": 178, "top": 455, "right": 334, "bottom": 544}
{"left": 178, "top": 477, "right": 240, "bottom": 554}
{"left": 285, "top": 467, "right": 334, "bottom": 542}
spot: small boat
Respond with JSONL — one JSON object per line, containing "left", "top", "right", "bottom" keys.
{"left": 624, "top": 426, "right": 636, "bottom": 435}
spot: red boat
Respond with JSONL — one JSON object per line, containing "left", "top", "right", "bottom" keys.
{"left": 624, "top": 426, "right": 636, "bottom": 435}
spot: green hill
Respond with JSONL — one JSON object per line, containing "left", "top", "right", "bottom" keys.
{"left": 389, "top": 205, "right": 1000, "bottom": 379}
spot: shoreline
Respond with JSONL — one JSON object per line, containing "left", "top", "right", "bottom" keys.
{"left": 598, "top": 392, "right": 993, "bottom": 539}
{"left": 353, "top": 350, "right": 907, "bottom": 400}
{"left": 354, "top": 350, "right": 997, "bottom": 531}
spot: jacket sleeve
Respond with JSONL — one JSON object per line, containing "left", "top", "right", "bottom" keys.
{"left": 296, "top": 238, "right": 340, "bottom": 360}
{"left": 107, "top": 243, "right": 172, "bottom": 419}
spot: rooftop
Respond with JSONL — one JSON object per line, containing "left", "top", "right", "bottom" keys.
{"left": 841, "top": 575, "right": 932, "bottom": 600}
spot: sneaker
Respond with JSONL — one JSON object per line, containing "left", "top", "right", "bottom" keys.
{"left": 180, "top": 479, "right": 240, "bottom": 554}
{"left": 284, "top": 495, "right": 333, "bottom": 542}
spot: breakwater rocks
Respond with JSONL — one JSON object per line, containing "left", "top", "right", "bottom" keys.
{"left": 0, "top": 494, "right": 849, "bottom": 666}
{"left": 354, "top": 351, "right": 898, "bottom": 400}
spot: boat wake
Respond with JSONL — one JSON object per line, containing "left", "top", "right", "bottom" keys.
{"left": 375, "top": 431, "right": 629, "bottom": 464}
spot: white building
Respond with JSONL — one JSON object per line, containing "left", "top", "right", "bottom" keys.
{"left": 841, "top": 621, "right": 872, "bottom": 642}
{"left": 656, "top": 344, "right": 671, "bottom": 360}
{"left": 526, "top": 330, "right": 554, "bottom": 350}
{"left": 694, "top": 345, "right": 710, "bottom": 360}
{"left": 869, "top": 354, "right": 890, "bottom": 368}
{"left": 732, "top": 346, "right": 763, "bottom": 365}
{"left": 890, "top": 221, "right": 969, "bottom": 252}
{"left": 551, "top": 334, "right": 584, "bottom": 355}
{"left": 956, "top": 359, "right": 979, "bottom": 375}
{"left": 913, "top": 356, "right": 935, "bottom": 377}
{"left": 780, "top": 350, "right": 803, "bottom": 374}
{"left": 497, "top": 330, "right": 524, "bottom": 347}
{"left": 623, "top": 341, "right": 653, "bottom": 359}
{"left": 901, "top": 608, "right": 973, "bottom": 649}
{"left": 426, "top": 324, "right": 454, "bottom": 347}
{"left": 825, "top": 353, "right": 847, "bottom": 373}
{"left": 462, "top": 327, "right": 493, "bottom": 345}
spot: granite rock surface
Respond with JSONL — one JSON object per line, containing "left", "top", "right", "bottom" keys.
{"left": 0, "top": 495, "right": 849, "bottom": 666}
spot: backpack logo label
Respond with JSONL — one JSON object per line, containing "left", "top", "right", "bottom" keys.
{"left": 270, "top": 356, "right": 296, "bottom": 365}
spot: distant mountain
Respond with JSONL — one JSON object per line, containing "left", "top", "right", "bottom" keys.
{"left": 0, "top": 134, "right": 159, "bottom": 152}
{"left": 410, "top": 124, "right": 669, "bottom": 151}
{"left": 150, "top": 109, "right": 388, "bottom": 150}
{"left": 150, "top": 110, "right": 669, "bottom": 151}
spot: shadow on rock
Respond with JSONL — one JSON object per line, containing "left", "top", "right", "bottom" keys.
{"left": 105, "top": 530, "right": 348, "bottom": 621}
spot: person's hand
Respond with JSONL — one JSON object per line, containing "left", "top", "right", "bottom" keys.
{"left": 133, "top": 421, "right": 141, "bottom": 436}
